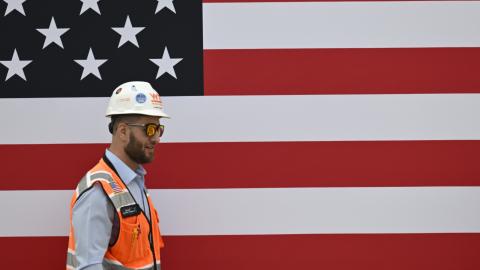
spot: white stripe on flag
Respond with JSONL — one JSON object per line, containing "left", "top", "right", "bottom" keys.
{"left": 1, "top": 94, "right": 479, "bottom": 144}
{"left": 1, "top": 187, "right": 479, "bottom": 237}
{"left": 203, "top": 1, "right": 480, "bottom": 49}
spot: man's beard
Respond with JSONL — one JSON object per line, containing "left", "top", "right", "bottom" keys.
{"left": 125, "top": 133, "right": 154, "bottom": 164}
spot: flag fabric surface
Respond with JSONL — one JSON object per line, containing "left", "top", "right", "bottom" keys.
{"left": 1, "top": 0, "right": 480, "bottom": 269}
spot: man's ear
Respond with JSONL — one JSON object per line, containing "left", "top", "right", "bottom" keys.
{"left": 116, "top": 123, "right": 129, "bottom": 142}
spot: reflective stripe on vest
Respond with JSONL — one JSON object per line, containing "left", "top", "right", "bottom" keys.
{"left": 103, "top": 259, "right": 161, "bottom": 270}
{"left": 110, "top": 191, "right": 136, "bottom": 211}
{"left": 67, "top": 250, "right": 160, "bottom": 270}
{"left": 76, "top": 171, "right": 113, "bottom": 195}
{"left": 66, "top": 249, "right": 78, "bottom": 269}
{"left": 77, "top": 171, "right": 124, "bottom": 195}
{"left": 76, "top": 171, "right": 136, "bottom": 211}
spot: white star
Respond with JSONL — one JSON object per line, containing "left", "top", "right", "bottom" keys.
{"left": 149, "top": 47, "right": 182, "bottom": 79}
{"left": 112, "top": 16, "right": 145, "bottom": 48}
{"left": 0, "top": 49, "right": 32, "bottom": 81}
{"left": 36, "top": 17, "right": 70, "bottom": 49}
{"left": 74, "top": 48, "right": 107, "bottom": 80}
{"left": 156, "top": 0, "right": 175, "bottom": 14}
{"left": 3, "top": 0, "right": 26, "bottom": 16}
{"left": 79, "top": 0, "right": 101, "bottom": 15}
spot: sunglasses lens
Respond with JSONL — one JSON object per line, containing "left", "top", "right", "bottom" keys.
{"left": 146, "top": 125, "right": 157, "bottom": 137}
{"left": 159, "top": 125, "right": 164, "bottom": 137}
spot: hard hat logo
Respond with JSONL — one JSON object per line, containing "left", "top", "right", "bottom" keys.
{"left": 149, "top": 92, "right": 162, "bottom": 106}
{"left": 135, "top": 93, "right": 147, "bottom": 104}
{"left": 105, "top": 81, "right": 170, "bottom": 118}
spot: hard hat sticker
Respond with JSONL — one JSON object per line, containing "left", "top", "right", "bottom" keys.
{"left": 149, "top": 93, "right": 162, "bottom": 106}
{"left": 136, "top": 93, "right": 147, "bottom": 103}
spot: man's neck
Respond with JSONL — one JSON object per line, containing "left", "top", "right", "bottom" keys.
{"left": 108, "top": 145, "right": 139, "bottom": 171}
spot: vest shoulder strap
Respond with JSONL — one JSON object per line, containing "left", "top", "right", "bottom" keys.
{"left": 75, "top": 167, "right": 137, "bottom": 212}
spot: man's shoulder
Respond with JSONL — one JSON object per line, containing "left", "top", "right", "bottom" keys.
{"left": 73, "top": 182, "right": 110, "bottom": 206}
{"left": 73, "top": 157, "right": 113, "bottom": 188}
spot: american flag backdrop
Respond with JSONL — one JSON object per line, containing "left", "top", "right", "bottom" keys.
{"left": 1, "top": 0, "right": 480, "bottom": 269}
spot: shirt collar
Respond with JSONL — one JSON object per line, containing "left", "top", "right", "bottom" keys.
{"left": 105, "top": 149, "right": 146, "bottom": 185}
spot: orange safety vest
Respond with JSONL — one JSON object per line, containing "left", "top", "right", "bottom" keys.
{"left": 66, "top": 156, "right": 164, "bottom": 270}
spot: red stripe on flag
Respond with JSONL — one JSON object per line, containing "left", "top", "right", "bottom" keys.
{"left": 204, "top": 48, "right": 480, "bottom": 95}
{"left": 2, "top": 234, "right": 479, "bottom": 270}
{"left": 1, "top": 140, "right": 479, "bottom": 190}
{"left": 0, "top": 237, "right": 68, "bottom": 269}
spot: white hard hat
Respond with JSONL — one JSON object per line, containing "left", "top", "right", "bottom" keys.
{"left": 106, "top": 81, "right": 169, "bottom": 118}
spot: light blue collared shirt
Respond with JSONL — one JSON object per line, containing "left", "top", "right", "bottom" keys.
{"left": 72, "top": 149, "right": 150, "bottom": 270}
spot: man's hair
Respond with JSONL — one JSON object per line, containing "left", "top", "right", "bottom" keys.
{"left": 109, "top": 114, "right": 141, "bottom": 134}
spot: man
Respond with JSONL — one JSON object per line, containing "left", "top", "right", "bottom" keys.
{"left": 66, "top": 81, "right": 169, "bottom": 270}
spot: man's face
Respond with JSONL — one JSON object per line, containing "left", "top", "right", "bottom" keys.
{"left": 123, "top": 115, "right": 161, "bottom": 164}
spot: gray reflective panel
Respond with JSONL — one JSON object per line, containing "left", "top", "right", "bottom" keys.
{"left": 111, "top": 192, "right": 136, "bottom": 210}
{"left": 102, "top": 261, "right": 131, "bottom": 270}
{"left": 77, "top": 175, "right": 88, "bottom": 195}
{"left": 90, "top": 172, "right": 114, "bottom": 183}
{"left": 66, "top": 251, "right": 78, "bottom": 268}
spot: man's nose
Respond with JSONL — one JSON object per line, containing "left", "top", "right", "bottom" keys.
{"left": 150, "top": 134, "right": 160, "bottom": 144}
